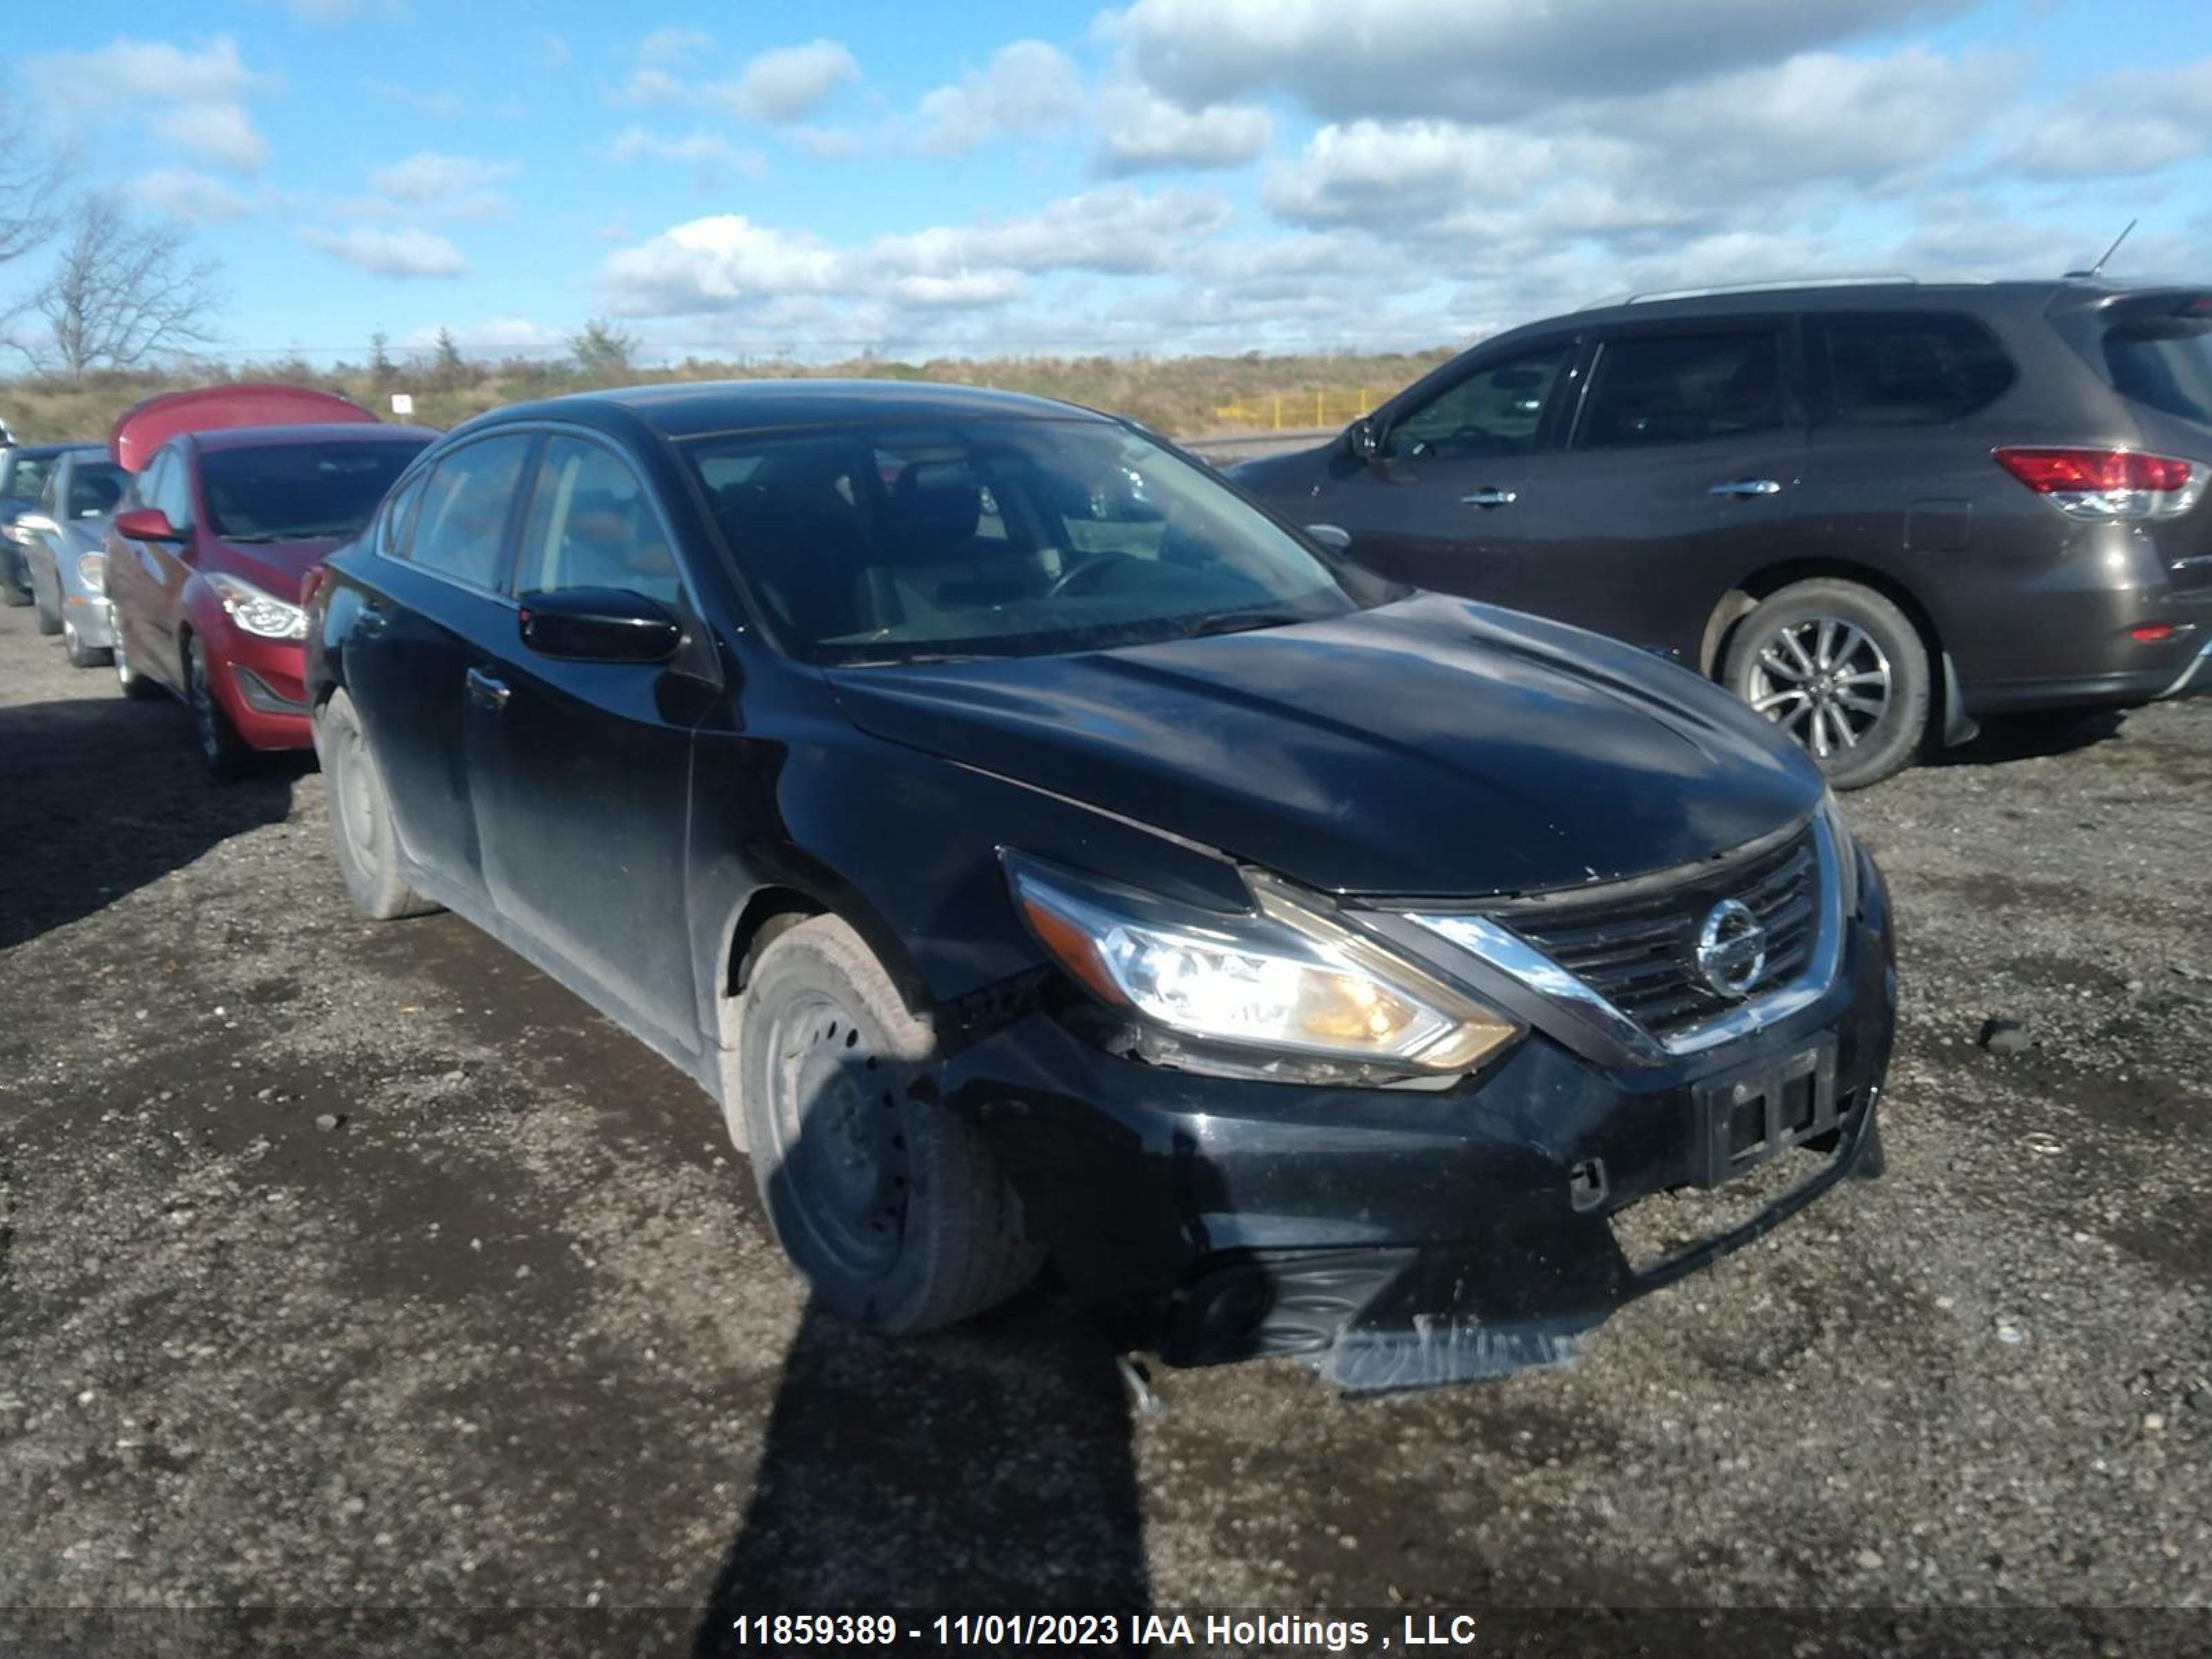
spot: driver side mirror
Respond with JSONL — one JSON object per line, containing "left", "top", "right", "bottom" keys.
{"left": 112, "top": 506, "right": 185, "bottom": 543}
{"left": 1304, "top": 523, "right": 1353, "bottom": 554}
{"left": 1346, "top": 417, "right": 1382, "bottom": 462}
{"left": 518, "top": 586, "right": 682, "bottom": 664}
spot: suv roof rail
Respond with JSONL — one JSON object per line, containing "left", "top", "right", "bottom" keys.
{"left": 1584, "top": 274, "right": 1941, "bottom": 309}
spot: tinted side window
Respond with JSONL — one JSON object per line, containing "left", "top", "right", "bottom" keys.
{"left": 1386, "top": 343, "right": 1574, "bottom": 460}
{"left": 1580, "top": 330, "right": 1784, "bottom": 449}
{"left": 403, "top": 435, "right": 534, "bottom": 590}
{"left": 514, "top": 437, "right": 682, "bottom": 606}
{"left": 1817, "top": 312, "right": 2014, "bottom": 426}
{"left": 377, "top": 471, "right": 427, "bottom": 559}
{"left": 2104, "top": 316, "right": 2212, "bottom": 425}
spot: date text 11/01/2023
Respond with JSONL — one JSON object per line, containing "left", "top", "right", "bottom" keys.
{"left": 724, "top": 1612, "right": 1484, "bottom": 1651}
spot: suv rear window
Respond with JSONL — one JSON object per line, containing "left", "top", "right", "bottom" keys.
{"left": 1815, "top": 312, "right": 2014, "bottom": 426}
{"left": 2105, "top": 316, "right": 2212, "bottom": 425}
{"left": 1579, "top": 330, "right": 1783, "bottom": 449}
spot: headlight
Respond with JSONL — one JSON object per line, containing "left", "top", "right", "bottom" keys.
{"left": 205, "top": 572, "right": 306, "bottom": 640}
{"left": 77, "top": 552, "right": 105, "bottom": 593}
{"left": 1005, "top": 852, "right": 1519, "bottom": 1080}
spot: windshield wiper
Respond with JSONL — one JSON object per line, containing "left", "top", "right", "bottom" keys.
{"left": 839, "top": 650, "right": 1011, "bottom": 667}
{"left": 1182, "top": 608, "right": 1313, "bottom": 639}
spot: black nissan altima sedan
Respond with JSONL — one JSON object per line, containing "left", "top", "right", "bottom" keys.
{"left": 303, "top": 381, "right": 1896, "bottom": 1392}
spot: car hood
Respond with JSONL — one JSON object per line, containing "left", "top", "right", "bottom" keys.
{"left": 206, "top": 536, "right": 347, "bottom": 601}
{"left": 825, "top": 594, "right": 1821, "bottom": 899}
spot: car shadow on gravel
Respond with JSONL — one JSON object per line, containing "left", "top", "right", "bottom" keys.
{"left": 1929, "top": 708, "right": 2130, "bottom": 770}
{"left": 0, "top": 695, "right": 304, "bottom": 950}
{"left": 692, "top": 1293, "right": 1150, "bottom": 1652}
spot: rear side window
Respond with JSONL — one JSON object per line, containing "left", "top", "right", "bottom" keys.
{"left": 1815, "top": 312, "right": 2014, "bottom": 426}
{"left": 2105, "top": 316, "right": 2212, "bottom": 425}
{"left": 515, "top": 437, "right": 682, "bottom": 606}
{"left": 1580, "top": 330, "right": 1784, "bottom": 449}
{"left": 403, "top": 434, "right": 534, "bottom": 590}
{"left": 377, "top": 471, "right": 427, "bottom": 559}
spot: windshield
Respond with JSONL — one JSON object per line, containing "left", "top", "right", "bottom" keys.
{"left": 66, "top": 460, "right": 126, "bottom": 520}
{"left": 2104, "top": 315, "right": 2212, "bottom": 425}
{"left": 200, "top": 440, "right": 427, "bottom": 543}
{"left": 682, "top": 418, "right": 1369, "bottom": 665}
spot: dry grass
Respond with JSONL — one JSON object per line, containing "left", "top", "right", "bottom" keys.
{"left": 0, "top": 348, "right": 1456, "bottom": 447}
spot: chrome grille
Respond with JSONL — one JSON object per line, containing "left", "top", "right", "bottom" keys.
{"left": 1485, "top": 827, "right": 1820, "bottom": 1038}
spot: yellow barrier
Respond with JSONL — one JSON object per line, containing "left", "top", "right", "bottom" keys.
{"left": 1210, "top": 388, "right": 1386, "bottom": 430}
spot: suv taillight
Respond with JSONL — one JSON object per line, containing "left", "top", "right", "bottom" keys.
{"left": 1994, "top": 447, "right": 2206, "bottom": 520}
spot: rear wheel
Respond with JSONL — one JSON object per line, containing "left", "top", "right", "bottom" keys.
{"left": 1723, "top": 579, "right": 1929, "bottom": 790}
{"left": 185, "top": 635, "right": 252, "bottom": 780}
{"left": 317, "top": 689, "right": 440, "bottom": 920}
{"left": 737, "top": 915, "right": 1041, "bottom": 1334}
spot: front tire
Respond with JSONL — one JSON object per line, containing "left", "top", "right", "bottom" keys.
{"left": 737, "top": 916, "right": 1041, "bottom": 1334}
{"left": 1723, "top": 579, "right": 1929, "bottom": 790}
{"left": 185, "top": 635, "right": 252, "bottom": 780}
{"left": 316, "top": 689, "right": 441, "bottom": 920}
{"left": 63, "top": 619, "right": 108, "bottom": 668}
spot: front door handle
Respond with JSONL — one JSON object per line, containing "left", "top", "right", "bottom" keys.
{"left": 1708, "top": 478, "right": 1784, "bottom": 497}
{"left": 355, "top": 606, "right": 388, "bottom": 638}
{"left": 466, "top": 667, "right": 511, "bottom": 710}
{"left": 1461, "top": 487, "right": 1519, "bottom": 508}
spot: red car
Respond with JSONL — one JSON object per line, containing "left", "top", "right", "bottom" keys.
{"left": 104, "top": 386, "right": 433, "bottom": 776}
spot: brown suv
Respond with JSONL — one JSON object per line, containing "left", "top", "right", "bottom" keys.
{"left": 1230, "top": 279, "right": 2212, "bottom": 787}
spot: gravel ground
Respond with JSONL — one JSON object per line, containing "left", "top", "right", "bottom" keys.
{"left": 1, "top": 599, "right": 2208, "bottom": 1657}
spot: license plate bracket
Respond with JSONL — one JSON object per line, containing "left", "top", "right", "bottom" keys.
{"left": 1691, "top": 1039, "right": 1839, "bottom": 1188}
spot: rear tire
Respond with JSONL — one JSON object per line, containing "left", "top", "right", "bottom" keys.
{"left": 1723, "top": 579, "right": 1929, "bottom": 790}
{"left": 737, "top": 915, "right": 1041, "bottom": 1334}
{"left": 316, "top": 689, "right": 441, "bottom": 920}
{"left": 185, "top": 635, "right": 252, "bottom": 780}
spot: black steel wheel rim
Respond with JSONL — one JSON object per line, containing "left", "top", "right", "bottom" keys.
{"left": 763, "top": 990, "right": 909, "bottom": 1280}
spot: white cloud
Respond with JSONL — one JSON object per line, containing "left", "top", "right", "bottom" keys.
{"left": 1092, "top": 86, "right": 1270, "bottom": 176}
{"left": 1265, "top": 121, "right": 1580, "bottom": 231}
{"left": 618, "top": 66, "right": 690, "bottom": 107}
{"left": 916, "top": 41, "right": 1085, "bottom": 154}
{"left": 126, "top": 168, "right": 262, "bottom": 224}
{"left": 301, "top": 225, "right": 467, "bottom": 279}
{"left": 147, "top": 102, "right": 271, "bottom": 172}
{"left": 367, "top": 152, "right": 521, "bottom": 222}
{"left": 637, "top": 27, "right": 716, "bottom": 67}
{"left": 597, "top": 186, "right": 1230, "bottom": 318}
{"left": 1100, "top": 0, "right": 1978, "bottom": 121}
{"left": 35, "top": 36, "right": 274, "bottom": 175}
{"left": 709, "top": 39, "right": 860, "bottom": 124}
{"left": 2008, "top": 57, "right": 2212, "bottom": 179}
{"left": 610, "top": 129, "right": 770, "bottom": 183}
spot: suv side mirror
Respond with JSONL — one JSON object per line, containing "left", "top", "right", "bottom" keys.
{"left": 1346, "top": 418, "right": 1381, "bottom": 462}
{"left": 1304, "top": 523, "right": 1353, "bottom": 554}
{"left": 518, "top": 586, "right": 682, "bottom": 664}
{"left": 113, "top": 506, "right": 185, "bottom": 543}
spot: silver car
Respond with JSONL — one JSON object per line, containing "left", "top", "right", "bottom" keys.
{"left": 17, "top": 444, "right": 126, "bottom": 667}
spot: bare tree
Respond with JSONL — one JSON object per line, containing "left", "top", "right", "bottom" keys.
{"left": 28, "top": 197, "right": 224, "bottom": 379}
{"left": 0, "top": 103, "right": 68, "bottom": 270}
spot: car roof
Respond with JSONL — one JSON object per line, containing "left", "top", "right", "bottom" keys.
{"left": 460, "top": 378, "right": 1114, "bottom": 442}
{"left": 6, "top": 442, "right": 104, "bottom": 460}
{"left": 187, "top": 422, "right": 440, "bottom": 454}
{"left": 1541, "top": 276, "right": 2205, "bottom": 333}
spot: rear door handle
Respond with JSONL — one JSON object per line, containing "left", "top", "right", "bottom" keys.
{"left": 1708, "top": 478, "right": 1784, "bottom": 497}
{"left": 466, "top": 667, "right": 511, "bottom": 710}
{"left": 1461, "top": 487, "right": 1519, "bottom": 508}
{"left": 355, "top": 605, "right": 388, "bottom": 637}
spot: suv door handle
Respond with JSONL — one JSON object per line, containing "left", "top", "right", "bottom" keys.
{"left": 355, "top": 606, "right": 388, "bottom": 637}
{"left": 466, "top": 667, "right": 511, "bottom": 710}
{"left": 1461, "top": 487, "right": 1519, "bottom": 508}
{"left": 1708, "top": 478, "right": 1784, "bottom": 497}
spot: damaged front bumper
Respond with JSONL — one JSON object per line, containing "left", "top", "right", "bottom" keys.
{"left": 935, "top": 854, "right": 1896, "bottom": 1394}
